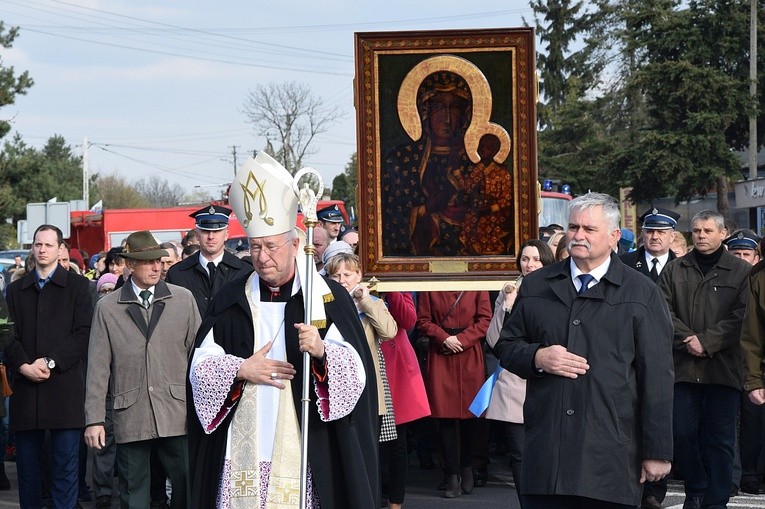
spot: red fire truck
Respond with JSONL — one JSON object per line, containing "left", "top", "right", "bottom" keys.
{"left": 68, "top": 200, "right": 349, "bottom": 256}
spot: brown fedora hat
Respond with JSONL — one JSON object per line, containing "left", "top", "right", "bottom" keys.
{"left": 121, "top": 231, "right": 168, "bottom": 260}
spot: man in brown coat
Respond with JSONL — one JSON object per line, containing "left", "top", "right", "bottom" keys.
{"left": 660, "top": 210, "right": 750, "bottom": 509}
{"left": 84, "top": 231, "right": 200, "bottom": 509}
{"left": 5, "top": 224, "right": 93, "bottom": 509}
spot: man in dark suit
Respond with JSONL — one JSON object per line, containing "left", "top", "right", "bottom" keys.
{"left": 620, "top": 207, "right": 681, "bottom": 284}
{"left": 620, "top": 207, "right": 680, "bottom": 509}
{"left": 496, "top": 193, "right": 674, "bottom": 509}
{"left": 5, "top": 224, "right": 93, "bottom": 509}
{"left": 166, "top": 204, "right": 251, "bottom": 317}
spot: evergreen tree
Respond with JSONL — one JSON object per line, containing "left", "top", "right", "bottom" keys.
{"left": 0, "top": 22, "right": 33, "bottom": 140}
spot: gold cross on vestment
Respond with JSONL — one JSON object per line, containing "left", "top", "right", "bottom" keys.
{"left": 231, "top": 470, "right": 257, "bottom": 497}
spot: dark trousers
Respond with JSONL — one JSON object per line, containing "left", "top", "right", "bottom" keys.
{"left": 438, "top": 418, "right": 480, "bottom": 475}
{"left": 471, "top": 417, "right": 490, "bottom": 472}
{"left": 16, "top": 428, "right": 81, "bottom": 509}
{"left": 525, "top": 494, "right": 635, "bottom": 508}
{"left": 116, "top": 436, "right": 189, "bottom": 509}
{"left": 150, "top": 447, "right": 169, "bottom": 506}
{"left": 506, "top": 422, "right": 525, "bottom": 508}
{"left": 740, "top": 390, "right": 765, "bottom": 483}
{"left": 380, "top": 422, "right": 408, "bottom": 504}
{"left": 92, "top": 394, "right": 116, "bottom": 498}
{"left": 674, "top": 382, "right": 739, "bottom": 508}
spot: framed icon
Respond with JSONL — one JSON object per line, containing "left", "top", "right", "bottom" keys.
{"left": 354, "top": 28, "right": 538, "bottom": 286}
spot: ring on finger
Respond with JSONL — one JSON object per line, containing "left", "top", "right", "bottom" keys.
{"left": 270, "top": 372, "right": 278, "bottom": 380}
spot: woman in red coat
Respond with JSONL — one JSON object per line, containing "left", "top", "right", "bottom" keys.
{"left": 416, "top": 290, "right": 491, "bottom": 498}
{"left": 380, "top": 292, "right": 430, "bottom": 509}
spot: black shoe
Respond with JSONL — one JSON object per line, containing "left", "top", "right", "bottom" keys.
{"left": 0, "top": 469, "right": 9, "bottom": 491}
{"left": 740, "top": 480, "right": 765, "bottom": 494}
{"left": 682, "top": 495, "right": 702, "bottom": 509}
{"left": 95, "top": 495, "right": 112, "bottom": 509}
{"left": 473, "top": 468, "right": 487, "bottom": 487}
{"left": 641, "top": 495, "right": 662, "bottom": 509}
{"left": 438, "top": 474, "right": 448, "bottom": 491}
{"left": 731, "top": 483, "right": 740, "bottom": 497}
{"left": 443, "top": 474, "right": 461, "bottom": 498}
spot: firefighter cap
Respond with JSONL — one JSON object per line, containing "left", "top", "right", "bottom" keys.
{"left": 229, "top": 151, "right": 298, "bottom": 238}
{"left": 190, "top": 204, "right": 232, "bottom": 231}
{"left": 317, "top": 204, "right": 344, "bottom": 223}
{"left": 639, "top": 206, "right": 680, "bottom": 230}
{"left": 724, "top": 229, "right": 760, "bottom": 251}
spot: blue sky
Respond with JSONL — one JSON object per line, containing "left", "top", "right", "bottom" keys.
{"left": 2, "top": 0, "right": 532, "bottom": 200}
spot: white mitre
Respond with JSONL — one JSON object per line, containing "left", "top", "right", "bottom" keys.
{"left": 229, "top": 151, "right": 298, "bottom": 238}
{"left": 230, "top": 152, "right": 331, "bottom": 326}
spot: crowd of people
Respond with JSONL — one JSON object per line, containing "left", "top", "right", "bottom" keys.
{"left": 2, "top": 168, "right": 765, "bottom": 509}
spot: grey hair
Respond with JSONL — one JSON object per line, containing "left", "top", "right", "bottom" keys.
{"left": 691, "top": 210, "right": 725, "bottom": 231}
{"left": 159, "top": 242, "right": 179, "bottom": 257}
{"left": 285, "top": 228, "right": 298, "bottom": 241}
{"left": 568, "top": 192, "right": 620, "bottom": 231}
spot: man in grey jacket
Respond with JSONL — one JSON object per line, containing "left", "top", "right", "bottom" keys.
{"left": 660, "top": 210, "right": 750, "bottom": 509}
{"left": 84, "top": 231, "right": 201, "bottom": 509}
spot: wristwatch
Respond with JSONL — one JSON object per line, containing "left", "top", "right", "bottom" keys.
{"left": 44, "top": 357, "right": 56, "bottom": 370}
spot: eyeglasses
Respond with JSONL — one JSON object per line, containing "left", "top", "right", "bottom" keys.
{"left": 249, "top": 238, "right": 293, "bottom": 256}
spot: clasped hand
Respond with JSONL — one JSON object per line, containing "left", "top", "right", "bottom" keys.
{"left": 441, "top": 335, "right": 463, "bottom": 355}
{"left": 19, "top": 358, "right": 50, "bottom": 383}
{"left": 534, "top": 345, "right": 589, "bottom": 378}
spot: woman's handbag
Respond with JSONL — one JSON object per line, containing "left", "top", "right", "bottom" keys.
{"left": 0, "top": 364, "right": 12, "bottom": 397}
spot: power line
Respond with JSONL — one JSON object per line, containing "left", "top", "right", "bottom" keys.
{"left": 92, "top": 145, "right": 229, "bottom": 185}
{"left": 17, "top": 27, "right": 355, "bottom": 76}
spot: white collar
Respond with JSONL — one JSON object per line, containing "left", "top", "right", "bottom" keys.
{"left": 570, "top": 256, "right": 611, "bottom": 292}
{"left": 643, "top": 250, "right": 670, "bottom": 269}
{"left": 130, "top": 278, "right": 156, "bottom": 303}
{"left": 198, "top": 251, "right": 224, "bottom": 269}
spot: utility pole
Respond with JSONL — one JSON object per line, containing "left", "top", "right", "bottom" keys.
{"left": 749, "top": 0, "right": 759, "bottom": 228}
{"left": 750, "top": 0, "right": 758, "bottom": 180}
{"left": 229, "top": 145, "right": 241, "bottom": 177}
{"left": 83, "top": 136, "right": 89, "bottom": 208}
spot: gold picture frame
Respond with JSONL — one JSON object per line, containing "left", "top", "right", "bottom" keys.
{"left": 354, "top": 28, "right": 538, "bottom": 287}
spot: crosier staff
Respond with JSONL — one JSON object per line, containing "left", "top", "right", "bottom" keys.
{"left": 292, "top": 168, "right": 323, "bottom": 509}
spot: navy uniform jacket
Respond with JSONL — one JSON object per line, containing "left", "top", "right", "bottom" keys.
{"left": 165, "top": 250, "right": 251, "bottom": 318}
{"left": 620, "top": 246, "right": 677, "bottom": 283}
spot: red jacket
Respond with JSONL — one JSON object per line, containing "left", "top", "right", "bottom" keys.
{"left": 416, "top": 291, "right": 491, "bottom": 419}
{"left": 380, "top": 292, "right": 430, "bottom": 424}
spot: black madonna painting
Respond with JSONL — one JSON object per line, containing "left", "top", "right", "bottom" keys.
{"left": 355, "top": 29, "right": 537, "bottom": 282}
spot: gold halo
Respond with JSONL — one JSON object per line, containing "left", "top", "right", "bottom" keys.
{"left": 397, "top": 54, "right": 511, "bottom": 164}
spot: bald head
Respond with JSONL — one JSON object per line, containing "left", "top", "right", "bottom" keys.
{"left": 313, "top": 227, "right": 330, "bottom": 267}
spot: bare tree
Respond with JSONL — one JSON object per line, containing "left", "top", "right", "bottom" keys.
{"left": 242, "top": 82, "right": 342, "bottom": 174}
{"left": 92, "top": 174, "right": 149, "bottom": 209}
{"left": 134, "top": 175, "right": 186, "bottom": 207}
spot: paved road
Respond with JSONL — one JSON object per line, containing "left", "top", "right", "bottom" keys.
{"left": 0, "top": 452, "right": 764, "bottom": 508}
